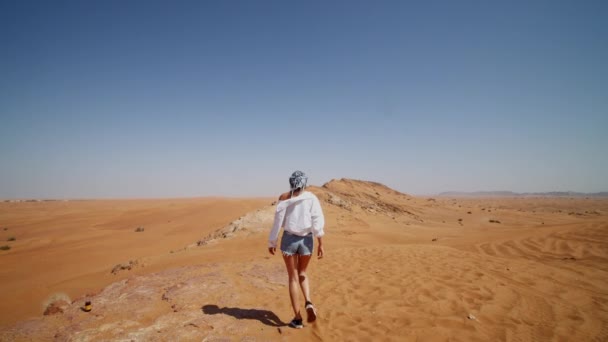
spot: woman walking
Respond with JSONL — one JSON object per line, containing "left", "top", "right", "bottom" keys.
{"left": 268, "top": 171, "right": 325, "bottom": 329}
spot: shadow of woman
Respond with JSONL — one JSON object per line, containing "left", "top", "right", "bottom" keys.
{"left": 202, "top": 304, "right": 286, "bottom": 327}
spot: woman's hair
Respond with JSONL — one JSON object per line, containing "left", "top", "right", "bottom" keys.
{"left": 289, "top": 171, "right": 308, "bottom": 193}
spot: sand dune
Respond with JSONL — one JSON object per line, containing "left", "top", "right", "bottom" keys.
{"left": 0, "top": 198, "right": 270, "bottom": 326}
{"left": 1, "top": 179, "right": 607, "bottom": 341}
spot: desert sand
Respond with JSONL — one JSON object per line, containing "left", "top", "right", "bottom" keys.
{"left": 1, "top": 179, "right": 607, "bottom": 341}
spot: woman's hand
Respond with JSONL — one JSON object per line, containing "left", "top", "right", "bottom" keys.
{"left": 268, "top": 247, "right": 276, "bottom": 255}
{"left": 317, "top": 237, "right": 324, "bottom": 259}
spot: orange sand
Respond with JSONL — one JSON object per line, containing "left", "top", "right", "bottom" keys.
{"left": 0, "top": 198, "right": 270, "bottom": 325}
{"left": 1, "top": 180, "right": 607, "bottom": 341}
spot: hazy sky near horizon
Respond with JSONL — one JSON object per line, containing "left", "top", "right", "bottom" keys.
{"left": 1, "top": 1, "right": 607, "bottom": 198}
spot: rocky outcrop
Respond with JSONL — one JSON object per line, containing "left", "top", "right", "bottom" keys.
{"left": 195, "top": 179, "right": 424, "bottom": 248}
{"left": 312, "top": 179, "right": 422, "bottom": 220}
{"left": 197, "top": 206, "right": 275, "bottom": 246}
{"left": 1, "top": 262, "right": 287, "bottom": 341}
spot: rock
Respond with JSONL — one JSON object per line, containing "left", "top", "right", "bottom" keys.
{"left": 467, "top": 313, "right": 476, "bottom": 320}
{"left": 197, "top": 205, "right": 275, "bottom": 246}
{"left": 326, "top": 193, "right": 352, "bottom": 210}
{"left": 135, "top": 227, "right": 145, "bottom": 232}
{"left": 111, "top": 260, "right": 138, "bottom": 275}
{"left": 43, "top": 300, "right": 70, "bottom": 316}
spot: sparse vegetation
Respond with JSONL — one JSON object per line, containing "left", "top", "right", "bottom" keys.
{"left": 467, "top": 211, "right": 472, "bottom": 214}
{"left": 0, "top": 245, "right": 10, "bottom": 251}
{"left": 42, "top": 292, "right": 71, "bottom": 316}
{"left": 7, "top": 237, "right": 15, "bottom": 241}
{"left": 135, "top": 227, "right": 145, "bottom": 232}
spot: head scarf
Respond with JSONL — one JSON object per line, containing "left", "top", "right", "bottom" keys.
{"left": 289, "top": 171, "right": 308, "bottom": 195}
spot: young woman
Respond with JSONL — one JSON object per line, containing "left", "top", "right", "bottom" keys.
{"left": 268, "top": 171, "right": 325, "bottom": 329}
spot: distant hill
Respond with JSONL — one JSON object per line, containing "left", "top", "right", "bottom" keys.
{"left": 438, "top": 191, "right": 608, "bottom": 198}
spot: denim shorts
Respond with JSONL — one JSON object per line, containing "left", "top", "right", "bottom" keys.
{"left": 280, "top": 231, "right": 313, "bottom": 256}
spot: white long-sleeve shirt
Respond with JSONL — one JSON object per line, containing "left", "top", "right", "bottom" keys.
{"left": 268, "top": 191, "right": 325, "bottom": 248}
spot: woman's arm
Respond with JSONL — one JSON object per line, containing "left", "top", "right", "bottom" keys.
{"left": 268, "top": 195, "right": 288, "bottom": 255}
{"left": 311, "top": 194, "right": 325, "bottom": 238}
{"left": 317, "top": 237, "right": 324, "bottom": 259}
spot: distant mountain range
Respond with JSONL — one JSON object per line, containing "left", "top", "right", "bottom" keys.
{"left": 437, "top": 191, "right": 608, "bottom": 198}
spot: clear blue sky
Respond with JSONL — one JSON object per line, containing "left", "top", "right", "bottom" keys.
{"left": 1, "top": 1, "right": 607, "bottom": 198}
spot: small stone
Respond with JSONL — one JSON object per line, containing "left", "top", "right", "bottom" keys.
{"left": 467, "top": 313, "right": 476, "bottom": 320}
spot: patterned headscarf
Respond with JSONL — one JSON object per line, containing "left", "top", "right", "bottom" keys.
{"left": 289, "top": 171, "right": 308, "bottom": 193}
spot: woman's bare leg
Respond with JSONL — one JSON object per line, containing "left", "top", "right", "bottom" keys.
{"left": 282, "top": 254, "right": 302, "bottom": 319}
{"left": 297, "top": 254, "right": 312, "bottom": 303}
